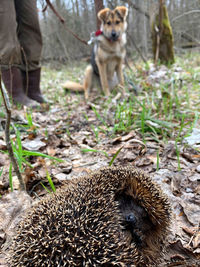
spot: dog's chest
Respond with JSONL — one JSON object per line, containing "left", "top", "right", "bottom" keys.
{"left": 102, "top": 43, "right": 125, "bottom": 60}
{"left": 106, "top": 58, "right": 119, "bottom": 76}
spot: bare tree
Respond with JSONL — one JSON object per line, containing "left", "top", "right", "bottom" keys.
{"left": 94, "top": 0, "right": 104, "bottom": 29}
{"left": 152, "top": 0, "right": 175, "bottom": 65}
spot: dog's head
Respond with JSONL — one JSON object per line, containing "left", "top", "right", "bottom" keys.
{"left": 98, "top": 6, "right": 128, "bottom": 42}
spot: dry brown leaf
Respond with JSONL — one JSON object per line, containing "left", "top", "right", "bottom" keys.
{"left": 193, "top": 232, "right": 200, "bottom": 249}
{"left": 112, "top": 136, "right": 122, "bottom": 145}
{"left": 0, "top": 191, "right": 32, "bottom": 248}
{"left": 121, "top": 130, "right": 136, "bottom": 142}
{"left": 47, "top": 147, "right": 57, "bottom": 157}
{"left": 179, "top": 199, "right": 200, "bottom": 226}
{"left": 182, "top": 226, "right": 196, "bottom": 236}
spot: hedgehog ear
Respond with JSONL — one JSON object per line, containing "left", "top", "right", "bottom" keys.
{"left": 115, "top": 6, "right": 128, "bottom": 20}
{"left": 98, "top": 8, "right": 110, "bottom": 23}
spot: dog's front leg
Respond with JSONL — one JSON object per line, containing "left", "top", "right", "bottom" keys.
{"left": 96, "top": 60, "right": 110, "bottom": 96}
{"left": 116, "top": 59, "right": 124, "bottom": 86}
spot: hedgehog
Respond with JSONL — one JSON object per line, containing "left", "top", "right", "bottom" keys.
{"left": 7, "top": 166, "right": 171, "bottom": 266}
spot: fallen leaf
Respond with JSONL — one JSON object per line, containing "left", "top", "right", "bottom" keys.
{"left": 193, "top": 232, "right": 200, "bottom": 249}
{"left": 22, "top": 139, "right": 46, "bottom": 151}
{"left": 179, "top": 199, "right": 200, "bottom": 226}
{"left": 121, "top": 130, "right": 136, "bottom": 142}
{"left": 47, "top": 147, "right": 57, "bottom": 157}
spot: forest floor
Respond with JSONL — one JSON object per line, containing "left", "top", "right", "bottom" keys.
{"left": 0, "top": 52, "right": 200, "bottom": 266}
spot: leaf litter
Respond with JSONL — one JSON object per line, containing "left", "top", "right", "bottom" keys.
{"left": 0, "top": 55, "right": 200, "bottom": 266}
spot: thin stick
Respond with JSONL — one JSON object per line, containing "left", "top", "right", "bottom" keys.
{"left": 127, "top": 33, "right": 148, "bottom": 64}
{"left": 45, "top": 0, "right": 88, "bottom": 45}
{"left": 0, "top": 74, "right": 26, "bottom": 191}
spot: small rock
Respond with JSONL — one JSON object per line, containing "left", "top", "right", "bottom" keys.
{"left": 55, "top": 173, "right": 68, "bottom": 181}
{"left": 184, "top": 128, "right": 200, "bottom": 147}
{"left": 0, "top": 140, "right": 6, "bottom": 150}
{"left": 185, "top": 188, "right": 193, "bottom": 193}
{"left": 196, "top": 165, "right": 200, "bottom": 173}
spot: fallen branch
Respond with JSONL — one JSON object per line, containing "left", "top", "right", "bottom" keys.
{"left": 0, "top": 74, "right": 26, "bottom": 191}
{"left": 180, "top": 32, "right": 200, "bottom": 48}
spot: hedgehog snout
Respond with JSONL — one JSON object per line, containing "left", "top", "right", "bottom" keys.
{"left": 126, "top": 213, "right": 136, "bottom": 224}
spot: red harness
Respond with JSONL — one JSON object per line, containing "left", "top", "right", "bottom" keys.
{"left": 95, "top": 30, "right": 120, "bottom": 43}
{"left": 95, "top": 30, "right": 103, "bottom": 37}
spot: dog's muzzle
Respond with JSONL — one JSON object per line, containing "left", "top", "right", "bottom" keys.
{"left": 110, "top": 30, "right": 119, "bottom": 41}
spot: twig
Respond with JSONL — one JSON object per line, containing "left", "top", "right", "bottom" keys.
{"left": 45, "top": 0, "right": 65, "bottom": 23}
{"left": 171, "top": 10, "right": 200, "bottom": 23}
{"left": 0, "top": 74, "right": 26, "bottom": 191}
{"left": 45, "top": 0, "right": 88, "bottom": 45}
{"left": 155, "top": 25, "right": 160, "bottom": 66}
{"left": 122, "top": 0, "right": 150, "bottom": 19}
{"left": 127, "top": 33, "right": 147, "bottom": 64}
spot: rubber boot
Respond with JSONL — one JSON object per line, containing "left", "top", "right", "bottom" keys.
{"left": 21, "top": 68, "right": 47, "bottom": 103}
{"left": 1, "top": 67, "right": 39, "bottom": 108}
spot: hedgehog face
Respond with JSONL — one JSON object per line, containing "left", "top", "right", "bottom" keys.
{"left": 116, "top": 193, "right": 154, "bottom": 247}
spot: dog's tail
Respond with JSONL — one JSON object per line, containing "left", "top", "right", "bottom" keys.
{"left": 62, "top": 81, "right": 84, "bottom": 92}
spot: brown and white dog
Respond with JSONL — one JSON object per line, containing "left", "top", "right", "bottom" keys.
{"left": 63, "top": 6, "right": 128, "bottom": 100}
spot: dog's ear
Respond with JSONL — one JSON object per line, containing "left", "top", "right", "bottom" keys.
{"left": 98, "top": 8, "right": 110, "bottom": 23}
{"left": 115, "top": 6, "right": 128, "bottom": 20}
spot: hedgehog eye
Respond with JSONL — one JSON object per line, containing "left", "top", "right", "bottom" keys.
{"left": 107, "top": 21, "right": 111, "bottom": 25}
{"left": 116, "top": 20, "right": 120, "bottom": 25}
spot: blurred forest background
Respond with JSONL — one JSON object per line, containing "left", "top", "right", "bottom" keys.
{"left": 38, "top": 0, "right": 200, "bottom": 62}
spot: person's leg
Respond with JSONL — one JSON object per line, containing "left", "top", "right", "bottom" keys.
{"left": 2, "top": 67, "right": 39, "bottom": 107}
{"left": 0, "top": 0, "right": 38, "bottom": 107}
{"left": 0, "top": 0, "right": 21, "bottom": 67}
{"left": 15, "top": 0, "right": 42, "bottom": 71}
{"left": 15, "top": 0, "right": 46, "bottom": 103}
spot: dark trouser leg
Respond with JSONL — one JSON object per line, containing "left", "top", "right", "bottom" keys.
{"left": 15, "top": 0, "right": 46, "bottom": 103}
{"left": 0, "top": 0, "right": 21, "bottom": 67}
{"left": 0, "top": 0, "right": 39, "bottom": 107}
{"left": 15, "top": 0, "right": 42, "bottom": 71}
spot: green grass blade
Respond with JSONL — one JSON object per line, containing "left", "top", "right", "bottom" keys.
{"left": 15, "top": 128, "right": 23, "bottom": 161}
{"left": 109, "top": 146, "right": 123, "bottom": 166}
{"left": 26, "top": 112, "right": 33, "bottom": 127}
{"left": 46, "top": 170, "right": 56, "bottom": 192}
{"left": 0, "top": 167, "right": 4, "bottom": 177}
{"left": 81, "top": 148, "right": 109, "bottom": 158}
{"left": 40, "top": 182, "right": 52, "bottom": 194}
{"left": 22, "top": 150, "right": 64, "bottom": 162}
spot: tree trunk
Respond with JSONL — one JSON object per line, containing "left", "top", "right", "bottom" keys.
{"left": 75, "top": 0, "right": 80, "bottom": 17}
{"left": 152, "top": 0, "right": 175, "bottom": 65}
{"left": 94, "top": 0, "right": 104, "bottom": 29}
